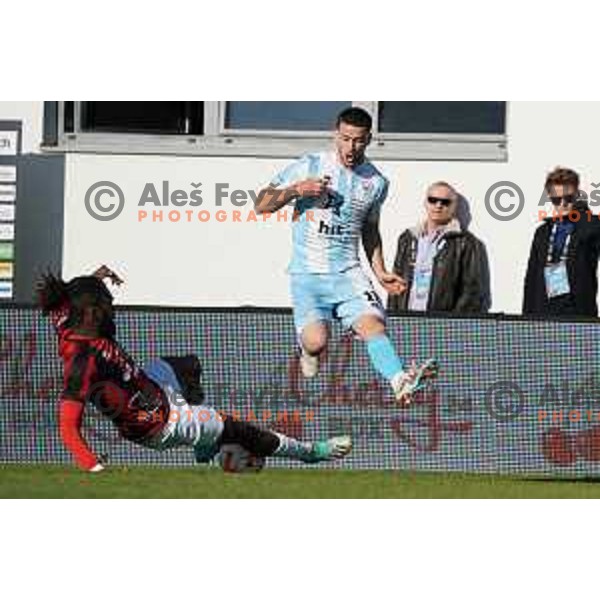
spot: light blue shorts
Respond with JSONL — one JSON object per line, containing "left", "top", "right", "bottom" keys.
{"left": 290, "top": 268, "right": 385, "bottom": 334}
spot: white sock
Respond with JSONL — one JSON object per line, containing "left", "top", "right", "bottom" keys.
{"left": 272, "top": 432, "right": 313, "bottom": 461}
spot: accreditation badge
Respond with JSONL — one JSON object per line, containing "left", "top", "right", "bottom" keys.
{"left": 544, "top": 262, "right": 571, "bottom": 298}
{"left": 413, "top": 267, "right": 433, "bottom": 302}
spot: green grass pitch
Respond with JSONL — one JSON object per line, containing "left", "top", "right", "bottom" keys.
{"left": 1, "top": 464, "right": 600, "bottom": 498}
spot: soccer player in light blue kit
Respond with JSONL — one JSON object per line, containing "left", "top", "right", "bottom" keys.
{"left": 257, "top": 107, "right": 438, "bottom": 405}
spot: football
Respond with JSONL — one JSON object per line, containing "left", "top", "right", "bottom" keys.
{"left": 218, "top": 443, "right": 266, "bottom": 473}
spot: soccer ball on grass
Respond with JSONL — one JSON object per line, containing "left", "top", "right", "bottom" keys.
{"left": 218, "top": 444, "right": 265, "bottom": 473}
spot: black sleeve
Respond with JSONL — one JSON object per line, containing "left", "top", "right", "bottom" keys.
{"left": 592, "top": 217, "right": 600, "bottom": 257}
{"left": 523, "top": 226, "right": 547, "bottom": 314}
{"left": 388, "top": 231, "right": 412, "bottom": 313}
{"left": 454, "top": 236, "right": 490, "bottom": 313}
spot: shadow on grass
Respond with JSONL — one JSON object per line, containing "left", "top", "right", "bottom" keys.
{"left": 518, "top": 476, "right": 600, "bottom": 484}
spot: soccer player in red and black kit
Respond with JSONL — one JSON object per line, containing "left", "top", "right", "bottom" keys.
{"left": 38, "top": 265, "right": 352, "bottom": 472}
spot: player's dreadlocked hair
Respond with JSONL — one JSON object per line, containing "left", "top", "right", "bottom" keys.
{"left": 37, "top": 272, "right": 115, "bottom": 337}
{"left": 36, "top": 272, "right": 70, "bottom": 314}
{"left": 65, "top": 276, "right": 113, "bottom": 305}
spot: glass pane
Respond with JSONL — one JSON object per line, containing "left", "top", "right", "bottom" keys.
{"left": 43, "top": 102, "right": 59, "bottom": 144}
{"left": 225, "top": 101, "right": 351, "bottom": 131}
{"left": 64, "top": 101, "right": 74, "bottom": 133}
{"left": 80, "top": 102, "right": 204, "bottom": 135}
{"left": 378, "top": 101, "right": 506, "bottom": 134}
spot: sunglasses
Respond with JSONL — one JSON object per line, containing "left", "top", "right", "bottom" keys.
{"left": 427, "top": 196, "right": 453, "bottom": 208}
{"left": 550, "top": 194, "right": 578, "bottom": 206}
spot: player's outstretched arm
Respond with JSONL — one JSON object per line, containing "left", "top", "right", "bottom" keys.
{"left": 92, "top": 265, "right": 124, "bottom": 287}
{"left": 362, "top": 217, "right": 407, "bottom": 296}
{"left": 59, "top": 398, "right": 104, "bottom": 473}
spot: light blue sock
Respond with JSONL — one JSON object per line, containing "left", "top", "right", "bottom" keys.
{"left": 366, "top": 334, "right": 405, "bottom": 381}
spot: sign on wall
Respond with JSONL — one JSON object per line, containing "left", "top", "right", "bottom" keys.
{"left": 0, "top": 121, "right": 20, "bottom": 301}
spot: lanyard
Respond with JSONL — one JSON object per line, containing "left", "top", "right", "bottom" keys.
{"left": 410, "top": 231, "right": 446, "bottom": 267}
{"left": 410, "top": 238, "right": 417, "bottom": 265}
{"left": 546, "top": 223, "right": 572, "bottom": 265}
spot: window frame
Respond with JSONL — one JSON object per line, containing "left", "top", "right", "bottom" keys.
{"left": 43, "top": 101, "right": 508, "bottom": 162}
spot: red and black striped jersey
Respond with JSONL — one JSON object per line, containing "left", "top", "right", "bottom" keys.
{"left": 50, "top": 300, "right": 169, "bottom": 442}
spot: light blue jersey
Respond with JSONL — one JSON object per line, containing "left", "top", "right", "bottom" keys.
{"left": 270, "top": 151, "right": 389, "bottom": 274}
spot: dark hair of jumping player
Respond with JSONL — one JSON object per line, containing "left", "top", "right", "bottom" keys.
{"left": 336, "top": 106, "right": 373, "bottom": 131}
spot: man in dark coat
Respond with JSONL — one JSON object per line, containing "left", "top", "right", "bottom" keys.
{"left": 388, "top": 181, "right": 490, "bottom": 314}
{"left": 523, "top": 167, "right": 600, "bottom": 318}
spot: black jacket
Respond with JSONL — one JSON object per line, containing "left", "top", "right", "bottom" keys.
{"left": 388, "top": 219, "right": 491, "bottom": 314}
{"left": 523, "top": 201, "right": 600, "bottom": 317}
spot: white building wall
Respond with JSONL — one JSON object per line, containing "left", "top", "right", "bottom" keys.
{"left": 3, "top": 101, "right": 600, "bottom": 313}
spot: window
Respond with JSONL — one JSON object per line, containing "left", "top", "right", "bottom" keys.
{"left": 378, "top": 101, "right": 506, "bottom": 135}
{"left": 43, "top": 101, "right": 508, "bottom": 161}
{"left": 224, "top": 101, "right": 350, "bottom": 132}
{"left": 64, "top": 101, "right": 74, "bottom": 133}
{"left": 79, "top": 101, "right": 204, "bottom": 135}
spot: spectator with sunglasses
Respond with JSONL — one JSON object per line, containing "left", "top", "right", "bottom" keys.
{"left": 523, "top": 167, "right": 600, "bottom": 317}
{"left": 388, "top": 181, "right": 490, "bottom": 314}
